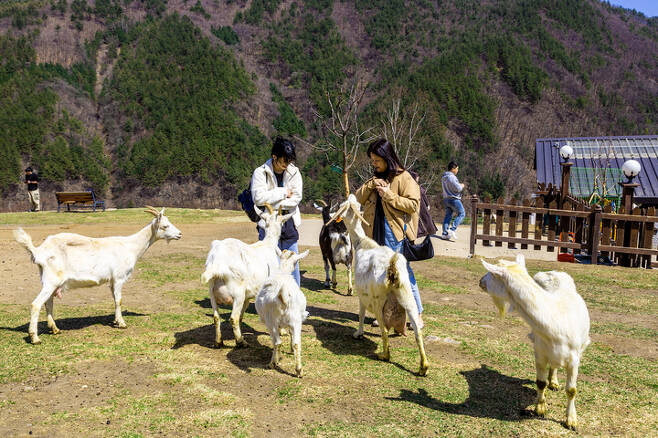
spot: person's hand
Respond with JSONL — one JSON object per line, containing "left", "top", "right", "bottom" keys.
{"left": 376, "top": 182, "right": 390, "bottom": 196}
{"left": 286, "top": 188, "right": 293, "bottom": 198}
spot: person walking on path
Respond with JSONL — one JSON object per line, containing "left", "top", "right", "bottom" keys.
{"left": 25, "top": 167, "right": 40, "bottom": 212}
{"left": 251, "top": 137, "right": 303, "bottom": 285}
{"left": 354, "top": 138, "right": 424, "bottom": 329}
{"left": 440, "top": 161, "right": 465, "bottom": 241}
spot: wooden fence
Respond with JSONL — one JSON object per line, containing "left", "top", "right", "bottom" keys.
{"left": 468, "top": 195, "right": 658, "bottom": 268}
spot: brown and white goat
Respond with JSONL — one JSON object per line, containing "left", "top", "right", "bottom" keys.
{"left": 313, "top": 199, "right": 353, "bottom": 295}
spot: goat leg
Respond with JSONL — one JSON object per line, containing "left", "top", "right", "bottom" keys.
{"left": 231, "top": 294, "right": 247, "bottom": 347}
{"left": 565, "top": 363, "right": 579, "bottom": 430}
{"left": 45, "top": 296, "right": 60, "bottom": 335}
{"left": 548, "top": 367, "right": 560, "bottom": 390}
{"left": 352, "top": 300, "right": 366, "bottom": 339}
{"left": 535, "top": 354, "right": 549, "bottom": 417}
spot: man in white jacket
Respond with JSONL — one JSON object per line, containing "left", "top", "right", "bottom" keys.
{"left": 251, "top": 137, "right": 304, "bottom": 285}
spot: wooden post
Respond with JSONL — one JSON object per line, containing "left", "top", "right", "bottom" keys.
{"left": 495, "top": 197, "right": 504, "bottom": 247}
{"left": 534, "top": 196, "right": 544, "bottom": 250}
{"left": 521, "top": 199, "right": 530, "bottom": 250}
{"left": 630, "top": 206, "right": 641, "bottom": 267}
{"left": 618, "top": 182, "right": 639, "bottom": 267}
{"left": 547, "top": 200, "right": 558, "bottom": 252}
{"left": 642, "top": 207, "right": 656, "bottom": 269}
{"left": 589, "top": 204, "right": 602, "bottom": 265}
{"left": 574, "top": 203, "right": 585, "bottom": 255}
{"left": 508, "top": 198, "right": 517, "bottom": 249}
{"left": 560, "top": 162, "right": 573, "bottom": 208}
{"left": 601, "top": 204, "right": 612, "bottom": 260}
{"left": 483, "top": 196, "right": 491, "bottom": 246}
{"left": 469, "top": 195, "right": 478, "bottom": 257}
{"left": 620, "top": 182, "right": 639, "bottom": 214}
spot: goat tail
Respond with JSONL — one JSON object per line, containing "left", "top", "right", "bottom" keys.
{"left": 386, "top": 253, "right": 401, "bottom": 288}
{"left": 13, "top": 228, "right": 37, "bottom": 260}
{"left": 277, "top": 286, "right": 290, "bottom": 308}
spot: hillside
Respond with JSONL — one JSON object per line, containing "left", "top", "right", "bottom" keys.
{"left": 0, "top": 0, "right": 657, "bottom": 211}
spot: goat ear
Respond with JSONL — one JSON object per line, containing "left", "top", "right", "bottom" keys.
{"left": 481, "top": 259, "right": 504, "bottom": 275}
{"left": 515, "top": 253, "right": 525, "bottom": 269}
{"left": 280, "top": 212, "right": 294, "bottom": 223}
{"left": 295, "top": 250, "right": 310, "bottom": 261}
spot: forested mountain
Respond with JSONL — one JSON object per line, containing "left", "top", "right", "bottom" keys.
{"left": 1, "top": 0, "right": 656, "bottom": 211}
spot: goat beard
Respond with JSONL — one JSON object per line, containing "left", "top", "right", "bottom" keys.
{"left": 382, "top": 292, "right": 407, "bottom": 336}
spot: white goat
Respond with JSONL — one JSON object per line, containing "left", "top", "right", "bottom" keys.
{"left": 313, "top": 199, "right": 352, "bottom": 294}
{"left": 13, "top": 207, "right": 182, "bottom": 344}
{"left": 256, "top": 249, "right": 310, "bottom": 377}
{"left": 479, "top": 254, "right": 590, "bottom": 430}
{"left": 201, "top": 204, "right": 293, "bottom": 347}
{"left": 328, "top": 194, "right": 429, "bottom": 376}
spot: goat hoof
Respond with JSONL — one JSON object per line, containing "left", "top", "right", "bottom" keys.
{"left": 113, "top": 321, "right": 127, "bottom": 329}
{"left": 419, "top": 363, "right": 429, "bottom": 377}
{"left": 331, "top": 282, "right": 337, "bottom": 288}
{"left": 30, "top": 337, "right": 41, "bottom": 345}
{"left": 214, "top": 341, "right": 224, "bottom": 349}
{"left": 236, "top": 340, "right": 248, "bottom": 348}
{"left": 323, "top": 281, "right": 330, "bottom": 287}
{"left": 535, "top": 402, "right": 547, "bottom": 417}
{"left": 376, "top": 352, "right": 390, "bottom": 361}
{"left": 296, "top": 369, "right": 303, "bottom": 378}
{"left": 565, "top": 417, "right": 577, "bottom": 431}
{"left": 347, "top": 289, "right": 353, "bottom": 296}
{"left": 548, "top": 382, "right": 560, "bottom": 391}
{"left": 268, "top": 361, "right": 277, "bottom": 369}
{"left": 51, "top": 327, "right": 61, "bottom": 335}
{"left": 352, "top": 332, "right": 364, "bottom": 340}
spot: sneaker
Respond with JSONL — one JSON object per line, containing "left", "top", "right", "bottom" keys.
{"left": 439, "top": 233, "right": 450, "bottom": 241}
{"left": 448, "top": 229, "right": 458, "bottom": 241}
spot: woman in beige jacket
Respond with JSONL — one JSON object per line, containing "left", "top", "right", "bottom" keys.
{"left": 354, "top": 138, "right": 424, "bottom": 327}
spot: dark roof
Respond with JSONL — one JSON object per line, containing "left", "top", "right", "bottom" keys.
{"left": 535, "top": 135, "right": 658, "bottom": 205}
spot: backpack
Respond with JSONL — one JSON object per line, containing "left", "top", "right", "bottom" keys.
{"left": 237, "top": 182, "right": 261, "bottom": 223}
{"left": 408, "top": 170, "right": 438, "bottom": 238}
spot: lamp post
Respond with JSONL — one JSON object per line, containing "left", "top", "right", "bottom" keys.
{"left": 559, "top": 145, "right": 574, "bottom": 205}
{"left": 618, "top": 159, "right": 641, "bottom": 267}
{"left": 620, "top": 159, "right": 641, "bottom": 213}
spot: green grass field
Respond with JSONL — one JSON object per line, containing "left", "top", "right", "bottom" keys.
{"left": 0, "top": 208, "right": 656, "bottom": 437}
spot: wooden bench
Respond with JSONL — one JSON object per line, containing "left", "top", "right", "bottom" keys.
{"left": 56, "top": 190, "right": 105, "bottom": 212}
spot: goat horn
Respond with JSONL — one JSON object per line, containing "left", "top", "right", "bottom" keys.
{"left": 352, "top": 204, "right": 370, "bottom": 227}
{"left": 144, "top": 205, "right": 160, "bottom": 217}
{"left": 263, "top": 203, "right": 274, "bottom": 215}
{"left": 326, "top": 203, "right": 348, "bottom": 226}
{"left": 315, "top": 199, "right": 327, "bottom": 207}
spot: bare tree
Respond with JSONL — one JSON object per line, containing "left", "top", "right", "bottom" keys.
{"left": 378, "top": 93, "right": 440, "bottom": 192}
{"left": 297, "top": 77, "right": 375, "bottom": 198}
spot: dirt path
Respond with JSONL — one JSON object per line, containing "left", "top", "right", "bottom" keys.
{"left": 298, "top": 219, "right": 557, "bottom": 261}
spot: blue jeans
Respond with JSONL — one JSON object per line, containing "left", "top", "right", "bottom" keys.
{"left": 442, "top": 198, "right": 465, "bottom": 235}
{"left": 258, "top": 227, "right": 300, "bottom": 286}
{"left": 383, "top": 218, "right": 423, "bottom": 315}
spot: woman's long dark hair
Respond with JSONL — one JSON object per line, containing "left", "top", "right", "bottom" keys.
{"left": 367, "top": 138, "right": 404, "bottom": 181}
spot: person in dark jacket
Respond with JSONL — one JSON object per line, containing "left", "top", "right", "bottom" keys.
{"left": 25, "top": 167, "right": 40, "bottom": 212}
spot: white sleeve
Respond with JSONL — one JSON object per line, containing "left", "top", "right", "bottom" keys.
{"left": 277, "top": 169, "right": 303, "bottom": 209}
{"left": 251, "top": 168, "right": 287, "bottom": 206}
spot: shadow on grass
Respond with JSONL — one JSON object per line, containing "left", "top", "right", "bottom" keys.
{"left": 306, "top": 305, "right": 378, "bottom": 355}
{"left": 387, "top": 364, "right": 547, "bottom": 421}
{"left": 301, "top": 269, "right": 351, "bottom": 296}
{"left": 172, "top": 305, "right": 284, "bottom": 374}
{"left": 0, "top": 311, "right": 147, "bottom": 343}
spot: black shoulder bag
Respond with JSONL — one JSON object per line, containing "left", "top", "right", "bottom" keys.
{"left": 401, "top": 222, "right": 436, "bottom": 262}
